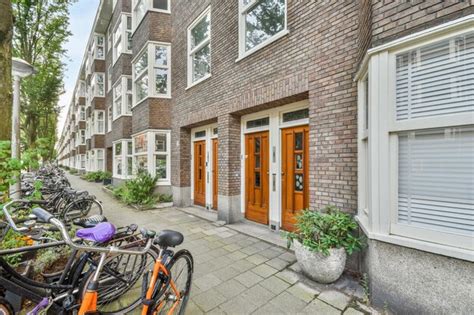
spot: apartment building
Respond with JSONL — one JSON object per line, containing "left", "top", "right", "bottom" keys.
{"left": 56, "top": 1, "right": 473, "bottom": 313}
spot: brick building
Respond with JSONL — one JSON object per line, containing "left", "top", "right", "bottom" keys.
{"left": 56, "top": 1, "right": 474, "bottom": 313}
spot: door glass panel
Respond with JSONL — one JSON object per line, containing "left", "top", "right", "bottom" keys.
{"left": 295, "top": 154, "right": 303, "bottom": 170}
{"left": 295, "top": 174, "right": 304, "bottom": 191}
{"left": 255, "top": 137, "right": 260, "bottom": 153}
{"left": 198, "top": 169, "right": 202, "bottom": 180}
{"left": 295, "top": 132, "right": 303, "bottom": 150}
{"left": 255, "top": 172, "right": 261, "bottom": 187}
{"left": 255, "top": 155, "right": 261, "bottom": 168}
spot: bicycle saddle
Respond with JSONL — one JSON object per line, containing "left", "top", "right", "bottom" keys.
{"left": 154, "top": 230, "right": 183, "bottom": 248}
{"left": 73, "top": 214, "right": 107, "bottom": 228}
{"left": 76, "top": 222, "right": 116, "bottom": 243}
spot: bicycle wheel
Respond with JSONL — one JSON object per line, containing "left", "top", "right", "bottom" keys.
{"left": 61, "top": 198, "right": 103, "bottom": 222}
{"left": 0, "top": 298, "right": 14, "bottom": 315}
{"left": 80, "top": 244, "right": 159, "bottom": 314}
{"left": 151, "top": 250, "right": 193, "bottom": 315}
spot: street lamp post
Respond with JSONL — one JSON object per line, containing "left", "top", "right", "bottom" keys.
{"left": 11, "top": 57, "right": 35, "bottom": 197}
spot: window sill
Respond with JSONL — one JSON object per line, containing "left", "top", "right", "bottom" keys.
{"left": 113, "top": 114, "right": 132, "bottom": 121}
{"left": 236, "top": 29, "right": 289, "bottom": 63}
{"left": 186, "top": 74, "right": 211, "bottom": 90}
{"left": 355, "top": 215, "right": 473, "bottom": 262}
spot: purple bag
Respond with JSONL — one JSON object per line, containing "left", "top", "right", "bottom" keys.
{"left": 76, "top": 222, "right": 116, "bottom": 243}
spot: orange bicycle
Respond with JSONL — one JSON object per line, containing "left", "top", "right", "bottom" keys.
{"left": 30, "top": 207, "right": 193, "bottom": 315}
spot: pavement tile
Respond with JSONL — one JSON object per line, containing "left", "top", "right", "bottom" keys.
{"left": 251, "top": 264, "right": 278, "bottom": 278}
{"left": 287, "top": 282, "right": 320, "bottom": 303}
{"left": 203, "top": 229, "right": 219, "bottom": 236}
{"left": 226, "top": 250, "right": 248, "bottom": 261}
{"left": 278, "top": 252, "right": 296, "bottom": 262}
{"left": 212, "top": 266, "right": 241, "bottom": 282}
{"left": 223, "top": 244, "right": 241, "bottom": 252}
{"left": 252, "top": 303, "right": 288, "bottom": 314}
{"left": 231, "top": 259, "right": 257, "bottom": 272}
{"left": 344, "top": 308, "right": 365, "bottom": 315}
{"left": 219, "top": 295, "right": 259, "bottom": 315}
{"left": 193, "top": 274, "right": 223, "bottom": 292}
{"left": 206, "top": 307, "right": 227, "bottom": 315}
{"left": 252, "top": 241, "right": 273, "bottom": 250}
{"left": 217, "top": 231, "right": 235, "bottom": 238}
{"left": 268, "top": 291, "right": 307, "bottom": 314}
{"left": 260, "top": 276, "right": 292, "bottom": 295}
{"left": 240, "top": 284, "right": 276, "bottom": 308}
{"left": 241, "top": 246, "right": 262, "bottom": 255}
{"left": 275, "top": 270, "right": 299, "bottom": 285}
{"left": 265, "top": 257, "right": 290, "bottom": 270}
{"left": 192, "top": 288, "right": 227, "bottom": 312}
{"left": 246, "top": 254, "right": 269, "bottom": 265}
{"left": 186, "top": 301, "right": 204, "bottom": 315}
{"left": 300, "top": 298, "right": 341, "bottom": 315}
{"left": 259, "top": 248, "right": 283, "bottom": 259}
{"left": 234, "top": 270, "right": 264, "bottom": 288}
{"left": 318, "top": 290, "right": 352, "bottom": 310}
{"left": 213, "top": 279, "right": 246, "bottom": 299}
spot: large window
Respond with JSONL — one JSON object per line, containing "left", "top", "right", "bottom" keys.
{"left": 132, "top": 42, "right": 171, "bottom": 105}
{"left": 357, "top": 27, "right": 474, "bottom": 258}
{"left": 132, "top": 130, "right": 171, "bottom": 184}
{"left": 107, "top": 104, "right": 112, "bottom": 132}
{"left": 92, "top": 34, "right": 105, "bottom": 59}
{"left": 79, "top": 106, "right": 86, "bottom": 121}
{"left": 238, "top": 0, "right": 287, "bottom": 59}
{"left": 132, "top": 0, "right": 170, "bottom": 31}
{"left": 91, "top": 73, "right": 105, "bottom": 97}
{"left": 113, "top": 140, "right": 133, "bottom": 178}
{"left": 113, "top": 76, "right": 133, "bottom": 119}
{"left": 107, "top": 65, "right": 112, "bottom": 92}
{"left": 113, "top": 14, "right": 132, "bottom": 64}
{"left": 187, "top": 7, "right": 211, "bottom": 87}
{"left": 94, "top": 110, "right": 105, "bottom": 134}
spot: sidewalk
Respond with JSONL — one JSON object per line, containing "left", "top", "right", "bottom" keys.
{"left": 67, "top": 174, "right": 375, "bottom": 315}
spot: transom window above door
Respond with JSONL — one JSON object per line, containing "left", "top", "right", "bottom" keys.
{"left": 238, "top": 0, "right": 288, "bottom": 59}
{"left": 187, "top": 7, "right": 211, "bottom": 87}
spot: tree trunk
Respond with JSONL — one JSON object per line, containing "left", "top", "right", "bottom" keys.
{"left": 0, "top": 0, "right": 13, "bottom": 141}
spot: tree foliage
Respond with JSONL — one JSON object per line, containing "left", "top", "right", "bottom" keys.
{"left": 12, "top": 0, "right": 73, "bottom": 160}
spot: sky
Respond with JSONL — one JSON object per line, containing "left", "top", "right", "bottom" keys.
{"left": 57, "top": 0, "right": 99, "bottom": 138}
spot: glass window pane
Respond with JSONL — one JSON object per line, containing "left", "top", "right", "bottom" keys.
{"left": 255, "top": 172, "right": 261, "bottom": 187}
{"left": 115, "top": 143, "right": 122, "bottom": 155}
{"left": 134, "top": 52, "right": 148, "bottom": 77}
{"left": 155, "top": 68, "right": 168, "bottom": 94}
{"left": 191, "top": 13, "right": 210, "bottom": 49}
{"left": 116, "top": 157, "right": 122, "bottom": 175}
{"left": 192, "top": 44, "right": 210, "bottom": 82}
{"left": 295, "top": 153, "right": 303, "bottom": 170}
{"left": 295, "top": 173, "right": 304, "bottom": 191}
{"left": 155, "top": 155, "right": 167, "bottom": 179}
{"left": 136, "top": 155, "right": 148, "bottom": 171}
{"left": 155, "top": 46, "right": 168, "bottom": 66}
{"left": 155, "top": 134, "right": 167, "bottom": 152}
{"left": 134, "top": 134, "right": 147, "bottom": 153}
{"left": 245, "top": 0, "right": 285, "bottom": 51}
{"left": 127, "top": 141, "right": 133, "bottom": 155}
{"left": 282, "top": 108, "right": 309, "bottom": 122}
{"left": 255, "top": 137, "right": 260, "bottom": 153}
{"left": 246, "top": 117, "right": 269, "bottom": 129}
{"left": 153, "top": 0, "right": 168, "bottom": 10}
{"left": 135, "top": 74, "right": 148, "bottom": 101}
{"left": 295, "top": 132, "right": 303, "bottom": 150}
{"left": 127, "top": 156, "right": 133, "bottom": 175}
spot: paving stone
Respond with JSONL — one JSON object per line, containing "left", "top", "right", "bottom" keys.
{"left": 318, "top": 290, "right": 352, "bottom": 310}
{"left": 265, "top": 257, "right": 290, "bottom": 270}
{"left": 240, "top": 245, "right": 262, "bottom": 255}
{"left": 193, "top": 274, "right": 223, "bottom": 292}
{"left": 300, "top": 298, "right": 341, "bottom": 315}
{"left": 190, "top": 227, "right": 205, "bottom": 233}
{"left": 287, "top": 282, "right": 320, "bottom": 303}
{"left": 223, "top": 243, "right": 241, "bottom": 252}
{"left": 246, "top": 254, "right": 269, "bottom": 265}
{"left": 219, "top": 295, "right": 259, "bottom": 315}
{"left": 212, "top": 266, "right": 241, "bottom": 282}
{"left": 253, "top": 303, "right": 288, "bottom": 314}
{"left": 278, "top": 252, "right": 296, "bottom": 262}
{"left": 217, "top": 231, "right": 234, "bottom": 238}
{"left": 192, "top": 288, "right": 227, "bottom": 312}
{"left": 275, "top": 270, "right": 299, "bottom": 285}
{"left": 231, "top": 259, "right": 256, "bottom": 272}
{"left": 251, "top": 264, "right": 278, "bottom": 278}
{"left": 252, "top": 241, "right": 273, "bottom": 250}
{"left": 259, "top": 248, "right": 283, "bottom": 259}
{"left": 344, "top": 307, "right": 365, "bottom": 315}
{"left": 206, "top": 307, "right": 227, "bottom": 315}
{"left": 260, "top": 276, "right": 292, "bottom": 295}
{"left": 268, "top": 291, "right": 307, "bottom": 313}
{"left": 203, "top": 229, "right": 219, "bottom": 236}
{"left": 186, "top": 301, "right": 204, "bottom": 315}
{"left": 214, "top": 279, "right": 246, "bottom": 299}
{"left": 226, "top": 250, "right": 248, "bottom": 260}
{"left": 240, "top": 284, "right": 276, "bottom": 308}
{"left": 234, "top": 270, "right": 264, "bottom": 288}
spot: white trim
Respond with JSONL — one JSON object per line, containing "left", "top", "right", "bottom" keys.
{"left": 237, "top": 0, "right": 288, "bottom": 61}
{"left": 187, "top": 6, "right": 211, "bottom": 88}
{"left": 132, "top": 0, "right": 171, "bottom": 33}
{"left": 113, "top": 76, "right": 133, "bottom": 120}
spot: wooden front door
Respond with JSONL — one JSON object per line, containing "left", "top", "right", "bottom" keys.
{"left": 193, "top": 141, "right": 206, "bottom": 207}
{"left": 245, "top": 131, "right": 269, "bottom": 225}
{"left": 281, "top": 125, "right": 309, "bottom": 231}
{"left": 212, "top": 138, "right": 218, "bottom": 210}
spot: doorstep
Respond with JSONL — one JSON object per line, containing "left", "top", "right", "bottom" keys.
{"left": 178, "top": 206, "right": 288, "bottom": 250}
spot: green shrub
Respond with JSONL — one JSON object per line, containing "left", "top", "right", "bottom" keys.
{"left": 159, "top": 194, "right": 173, "bottom": 203}
{"left": 0, "top": 229, "right": 33, "bottom": 266}
{"left": 285, "top": 205, "right": 364, "bottom": 256}
{"left": 83, "top": 171, "right": 111, "bottom": 182}
{"left": 112, "top": 169, "right": 158, "bottom": 209}
{"left": 69, "top": 168, "right": 78, "bottom": 175}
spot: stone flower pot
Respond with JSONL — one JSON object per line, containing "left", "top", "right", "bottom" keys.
{"left": 293, "top": 240, "right": 346, "bottom": 284}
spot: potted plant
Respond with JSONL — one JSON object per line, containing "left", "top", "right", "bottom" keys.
{"left": 285, "top": 206, "right": 363, "bottom": 284}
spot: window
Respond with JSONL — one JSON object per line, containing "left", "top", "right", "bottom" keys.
{"left": 113, "top": 76, "right": 133, "bottom": 120}
{"left": 80, "top": 130, "right": 85, "bottom": 144}
{"left": 91, "top": 73, "right": 105, "bottom": 97}
{"left": 246, "top": 117, "right": 269, "bottom": 129}
{"left": 79, "top": 106, "right": 86, "bottom": 121}
{"left": 113, "top": 140, "right": 133, "bottom": 178}
{"left": 93, "top": 34, "right": 105, "bottom": 59}
{"left": 132, "top": 130, "right": 171, "bottom": 183}
{"left": 113, "top": 79, "right": 123, "bottom": 118}
{"left": 282, "top": 108, "right": 309, "bottom": 122}
{"left": 113, "top": 14, "right": 132, "bottom": 64}
{"left": 132, "top": 0, "right": 170, "bottom": 31}
{"left": 94, "top": 110, "right": 105, "bottom": 134}
{"left": 238, "top": 0, "right": 287, "bottom": 58}
{"left": 107, "top": 105, "right": 112, "bottom": 132}
{"left": 357, "top": 28, "right": 474, "bottom": 257}
{"left": 107, "top": 65, "right": 112, "bottom": 92}
{"left": 114, "top": 142, "right": 123, "bottom": 176}
{"left": 107, "top": 24, "right": 112, "bottom": 53}
{"left": 97, "top": 149, "right": 104, "bottom": 171}
{"left": 133, "top": 42, "right": 171, "bottom": 105}
{"left": 80, "top": 154, "right": 85, "bottom": 169}
{"left": 188, "top": 7, "right": 211, "bottom": 86}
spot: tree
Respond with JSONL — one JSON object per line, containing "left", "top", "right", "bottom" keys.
{"left": 12, "top": 0, "right": 72, "bottom": 160}
{"left": 0, "top": 0, "right": 13, "bottom": 141}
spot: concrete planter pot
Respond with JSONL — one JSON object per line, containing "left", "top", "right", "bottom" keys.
{"left": 293, "top": 240, "right": 346, "bottom": 284}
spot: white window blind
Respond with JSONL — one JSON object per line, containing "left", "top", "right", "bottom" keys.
{"left": 396, "top": 32, "right": 474, "bottom": 120}
{"left": 398, "top": 126, "right": 474, "bottom": 237}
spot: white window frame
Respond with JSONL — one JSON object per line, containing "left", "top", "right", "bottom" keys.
{"left": 107, "top": 65, "right": 112, "bottom": 92}
{"left": 356, "top": 16, "right": 474, "bottom": 261}
{"left": 94, "top": 110, "right": 105, "bottom": 135}
{"left": 113, "top": 13, "right": 132, "bottom": 64}
{"left": 92, "top": 34, "right": 105, "bottom": 60}
{"left": 79, "top": 106, "right": 86, "bottom": 121}
{"left": 91, "top": 73, "right": 105, "bottom": 97}
{"left": 132, "top": 42, "right": 171, "bottom": 107}
{"left": 107, "top": 23, "right": 112, "bottom": 53}
{"left": 132, "top": 129, "right": 171, "bottom": 185}
{"left": 187, "top": 7, "right": 211, "bottom": 88}
{"left": 113, "top": 139, "right": 133, "bottom": 179}
{"left": 79, "top": 129, "right": 86, "bottom": 145}
{"left": 107, "top": 104, "right": 112, "bottom": 133}
{"left": 237, "top": 0, "right": 288, "bottom": 61}
{"left": 113, "top": 76, "right": 133, "bottom": 120}
{"left": 132, "top": 0, "right": 170, "bottom": 32}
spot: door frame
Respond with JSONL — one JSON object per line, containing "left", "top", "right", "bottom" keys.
{"left": 190, "top": 123, "right": 218, "bottom": 209}
{"left": 240, "top": 100, "right": 310, "bottom": 229}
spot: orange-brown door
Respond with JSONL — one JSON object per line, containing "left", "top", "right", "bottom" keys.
{"left": 194, "top": 140, "right": 206, "bottom": 207}
{"left": 281, "top": 125, "right": 309, "bottom": 231}
{"left": 245, "top": 131, "right": 269, "bottom": 225}
{"left": 212, "top": 138, "right": 218, "bottom": 210}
